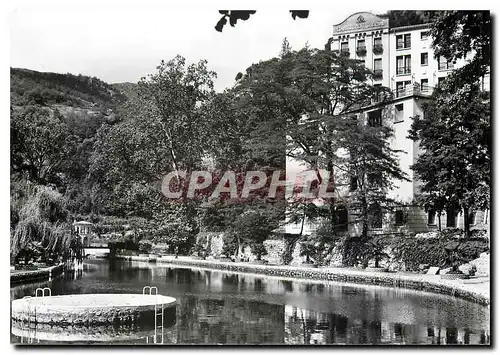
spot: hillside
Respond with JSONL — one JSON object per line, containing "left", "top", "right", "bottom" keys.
{"left": 10, "top": 68, "right": 132, "bottom": 139}
{"left": 10, "top": 68, "right": 135, "bottom": 200}
{"left": 11, "top": 68, "right": 126, "bottom": 108}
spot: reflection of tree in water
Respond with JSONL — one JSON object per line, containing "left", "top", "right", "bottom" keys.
{"left": 285, "top": 306, "right": 350, "bottom": 344}
{"left": 176, "top": 297, "right": 285, "bottom": 344}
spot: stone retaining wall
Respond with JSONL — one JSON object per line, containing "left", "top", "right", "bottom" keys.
{"left": 10, "top": 263, "right": 64, "bottom": 285}
{"left": 116, "top": 255, "right": 489, "bottom": 306}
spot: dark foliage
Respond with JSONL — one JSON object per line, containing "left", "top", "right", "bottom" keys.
{"left": 391, "top": 234, "right": 489, "bottom": 271}
{"left": 215, "top": 10, "right": 309, "bottom": 32}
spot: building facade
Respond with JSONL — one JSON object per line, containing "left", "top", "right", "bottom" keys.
{"left": 291, "top": 12, "right": 489, "bottom": 237}
{"left": 73, "top": 220, "right": 95, "bottom": 247}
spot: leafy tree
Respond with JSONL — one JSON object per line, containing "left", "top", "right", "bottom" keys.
{"left": 89, "top": 56, "right": 217, "bottom": 215}
{"left": 409, "top": 11, "right": 491, "bottom": 237}
{"left": 429, "top": 11, "right": 490, "bottom": 80}
{"left": 380, "top": 10, "right": 441, "bottom": 28}
{"left": 340, "top": 108, "right": 408, "bottom": 244}
{"left": 11, "top": 106, "right": 75, "bottom": 186}
{"left": 150, "top": 203, "right": 199, "bottom": 255}
{"left": 409, "top": 83, "right": 490, "bottom": 237}
{"left": 11, "top": 180, "right": 72, "bottom": 264}
{"left": 234, "top": 45, "right": 406, "bottom": 245}
{"left": 229, "top": 209, "right": 276, "bottom": 261}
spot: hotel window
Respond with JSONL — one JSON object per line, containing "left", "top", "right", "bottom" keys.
{"left": 368, "top": 109, "right": 382, "bottom": 127}
{"left": 356, "top": 39, "right": 367, "bottom": 56}
{"left": 334, "top": 206, "right": 348, "bottom": 232}
{"left": 341, "top": 42, "right": 349, "bottom": 55}
{"left": 373, "top": 37, "right": 383, "bottom": 54}
{"left": 420, "top": 79, "right": 429, "bottom": 93}
{"left": 427, "top": 210, "right": 436, "bottom": 225}
{"left": 395, "top": 103, "right": 404, "bottom": 122}
{"left": 396, "top": 34, "right": 411, "bottom": 49}
{"left": 350, "top": 176, "right": 358, "bottom": 191}
{"left": 421, "top": 52, "right": 428, "bottom": 66}
{"left": 446, "top": 207, "right": 457, "bottom": 228}
{"left": 396, "top": 55, "right": 411, "bottom": 75}
{"left": 373, "top": 58, "right": 383, "bottom": 79}
{"left": 468, "top": 211, "right": 477, "bottom": 225}
{"left": 395, "top": 210, "right": 406, "bottom": 226}
{"left": 369, "top": 203, "right": 383, "bottom": 229}
{"left": 438, "top": 56, "right": 454, "bottom": 70}
{"left": 396, "top": 80, "right": 411, "bottom": 97}
{"left": 421, "top": 31, "right": 429, "bottom": 40}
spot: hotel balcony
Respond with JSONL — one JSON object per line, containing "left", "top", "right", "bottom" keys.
{"left": 341, "top": 49, "right": 350, "bottom": 57}
{"left": 396, "top": 66, "right": 411, "bottom": 76}
{"left": 394, "top": 85, "right": 434, "bottom": 98}
{"left": 373, "top": 44, "right": 383, "bottom": 55}
{"left": 368, "top": 84, "right": 433, "bottom": 105}
{"left": 356, "top": 46, "right": 367, "bottom": 57}
{"left": 373, "top": 69, "right": 383, "bottom": 80}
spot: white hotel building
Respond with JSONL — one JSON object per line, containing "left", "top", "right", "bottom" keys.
{"left": 286, "top": 12, "right": 489, "bottom": 237}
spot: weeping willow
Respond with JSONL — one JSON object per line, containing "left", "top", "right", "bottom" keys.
{"left": 11, "top": 182, "right": 72, "bottom": 261}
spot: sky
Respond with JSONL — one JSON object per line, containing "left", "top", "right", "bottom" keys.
{"left": 9, "top": 0, "right": 387, "bottom": 91}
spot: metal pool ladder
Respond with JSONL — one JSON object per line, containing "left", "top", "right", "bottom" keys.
{"left": 143, "top": 286, "right": 164, "bottom": 344}
{"left": 35, "top": 287, "right": 51, "bottom": 297}
{"left": 19, "top": 287, "right": 50, "bottom": 344}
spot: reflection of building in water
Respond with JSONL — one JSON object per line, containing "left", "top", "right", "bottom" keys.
{"left": 283, "top": 304, "right": 489, "bottom": 345}
{"left": 284, "top": 305, "right": 349, "bottom": 344}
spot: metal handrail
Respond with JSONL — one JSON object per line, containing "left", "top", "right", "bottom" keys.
{"left": 394, "top": 85, "right": 435, "bottom": 98}
{"left": 35, "top": 287, "right": 51, "bottom": 297}
{"left": 143, "top": 285, "right": 164, "bottom": 344}
{"left": 142, "top": 286, "right": 158, "bottom": 295}
{"left": 396, "top": 66, "right": 411, "bottom": 75}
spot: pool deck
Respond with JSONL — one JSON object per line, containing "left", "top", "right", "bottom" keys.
{"left": 117, "top": 255, "right": 490, "bottom": 305}
{"left": 11, "top": 293, "right": 177, "bottom": 325}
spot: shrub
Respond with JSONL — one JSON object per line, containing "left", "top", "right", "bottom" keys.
{"left": 138, "top": 240, "right": 153, "bottom": 254}
{"left": 191, "top": 234, "right": 208, "bottom": 258}
{"left": 250, "top": 243, "right": 267, "bottom": 261}
{"left": 358, "top": 237, "right": 390, "bottom": 268}
{"left": 221, "top": 233, "right": 238, "bottom": 258}
{"left": 337, "top": 236, "right": 367, "bottom": 267}
{"left": 390, "top": 232, "right": 489, "bottom": 271}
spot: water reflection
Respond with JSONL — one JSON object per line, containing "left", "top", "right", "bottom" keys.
{"left": 11, "top": 259, "right": 490, "bottom": 345}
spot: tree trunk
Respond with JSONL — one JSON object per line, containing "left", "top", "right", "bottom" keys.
{"left": 360, "top": 194, "right": 369, "bottom": 239}
{"left": 299, "top": 208, "right": 305, "bottom": 236}
{"left": 438, "top": 213, "right": 442, "bottom": 231}
{"left": 326, "top": 160, "right": 336, "bottom": 231}
{"left": 236, "top": 237, "right": 242, "bottom": 260}
{"left": 463, "top": 206, "right": 471, "bottom": 237}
